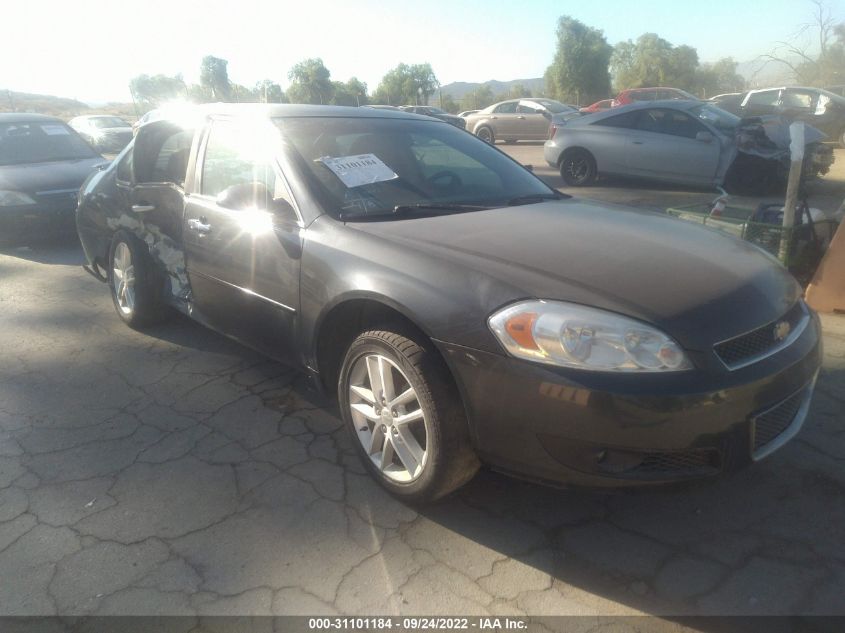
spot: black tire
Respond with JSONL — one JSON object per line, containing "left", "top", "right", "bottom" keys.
{"left": 107, "top": 230, "right": 170, "bottom": 329}
{"left": 475, "top": 126, "right": 495, "bottom": 144}
{"left": 338, "top": 328, "right": 479, "bottom": 502}
{"left": 560, "top": 149, "right": 597, "bottom": 186}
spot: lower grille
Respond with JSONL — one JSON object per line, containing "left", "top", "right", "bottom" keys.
{"left": 753, "top": 390, "right": 805, "bottom": 451}
{"left": 597, "top": 448, "right": 720, "bottom": 479}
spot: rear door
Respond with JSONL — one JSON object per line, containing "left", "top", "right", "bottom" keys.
{"left": 626, "top": 108, "right": 721, "bottom": 185}
{"left": 182, "top": 118, "right": 303, "bottom": 364}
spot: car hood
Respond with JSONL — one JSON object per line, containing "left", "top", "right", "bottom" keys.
{"left": 0, "top": 157, "right": 108, "bottom": 194}
{"left": 355, "top": 200, "right": 800, "bottom": 350}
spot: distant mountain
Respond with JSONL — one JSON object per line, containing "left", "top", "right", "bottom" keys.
{"left": 439, "top": 78, "right": 546, "bottom": 99}
{"left": 0, "top": 89, "right": 135, "bottom": 120}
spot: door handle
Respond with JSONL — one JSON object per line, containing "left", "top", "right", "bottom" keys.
{"left": 131, "top": 203, "right": 156, "bottom": 213}
{"left": 188, "top": 218, "right": 212, "bottom": 234}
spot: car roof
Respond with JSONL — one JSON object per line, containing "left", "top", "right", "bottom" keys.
{"left": 0, "top": 112, "right": 63, "bottom": 124}
{"left": 149, "top": 103, "right": 424, "bottom": 123}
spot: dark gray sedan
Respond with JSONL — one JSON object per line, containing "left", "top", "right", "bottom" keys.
{"left": 0, "top": 113, "right": 107, "bottom": 244}
{"left": 76, "top": 104, "right": 820, "bottom": 501}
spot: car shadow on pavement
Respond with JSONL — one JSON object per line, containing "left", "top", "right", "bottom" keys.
{"left": 0, "top": 240, "right": 85, "bottom": 267}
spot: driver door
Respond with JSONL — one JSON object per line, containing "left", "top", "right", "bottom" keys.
{"left": 182, "top": 119, "right": 304, "bottom": 364}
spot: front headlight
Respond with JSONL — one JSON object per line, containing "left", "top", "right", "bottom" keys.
{"left": 488, "top": 300, "right": 692, "bottom": 372}
{"left": 0, "top": 190, "right": 37, "bottom": 207}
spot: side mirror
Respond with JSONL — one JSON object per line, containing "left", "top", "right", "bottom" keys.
{"left": 696, "top": 131, "right": 714, "bottom": 143}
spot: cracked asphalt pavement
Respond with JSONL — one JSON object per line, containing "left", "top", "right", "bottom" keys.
{"left": 1, "top": 218, "right": 845, "bottom": 618}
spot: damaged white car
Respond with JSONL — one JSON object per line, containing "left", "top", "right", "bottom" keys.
{"left": 545, "top": 100, "right": 834, "bottom": 194}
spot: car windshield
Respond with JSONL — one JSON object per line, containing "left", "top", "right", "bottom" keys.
{"left": 89, "top": 116, "right": 130, "bottom": 129}
{"left": 0, "top": 121, "right": 99, "bottom": 166}
{"left": 690, "top": 104, "right": 740, "bottom": 132}
{"left": 531, "top": 99, "right": 572, "bottom": 113}
{"left": 276, "top": 116, "right": 558, "bottom": 219}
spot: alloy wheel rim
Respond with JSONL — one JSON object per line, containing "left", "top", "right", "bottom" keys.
{"left": 479, "top": 129, "right": 492, "bottom": 142}
{"left": 348, "top": 353, "right": 428, "bottom": 482}
{"left": 567, "top": 158, "right": 589, "bottom": 183}
{"left": 112, "top": 242, "right": 136, "bottom": 315}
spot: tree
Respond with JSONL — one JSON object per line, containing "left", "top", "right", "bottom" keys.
{"left": 760, "top": 1, "right": 845, "bottom": 86}
{"left": 610, "top": 33, "right": 700, "bottom": 92}
{"left": 331, "top": 78, "right": 368, "bottom": 106}
{"left": 461, "top": 85, "right": 495, "bottom": 110}
{"left": 439, "top": 93, "right": 460, "bottom": 113}
{"left": 200, "top": 55, "right": 231, "bottom": 101}
{"left": 287, "top": 58, "right": 334, "bottom": 104}
{"left": 255, "top": 80, "right": 287, "bottom": 103}
{"left": 373, "top": 63, "right": 438, "bottom": 105}
{"left": 129, "top": 74, "right": 187, "bottom": 107}
{"left": 545, "top": 17, "right": 613, "bottom": 105}
{"left": 694, "top": 58, "right": 746, "bottom": 97}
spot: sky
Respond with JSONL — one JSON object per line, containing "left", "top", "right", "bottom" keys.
{"left": 3, "top": 0, "right": 843, "bottom": 104}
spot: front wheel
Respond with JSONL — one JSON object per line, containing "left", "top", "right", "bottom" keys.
{"left": 560, "top": 149, "right": 597, "bottom": 186}
{"left": 108, "top": 230, "right": 170, "bottom": 329}
{"left": 338, "top": 329, "right": 479, "bottom": 502}
{"left": 475, "top": 126, "right": 495, "bottom": 144}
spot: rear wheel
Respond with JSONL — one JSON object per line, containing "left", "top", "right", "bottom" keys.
{"left": 339, "top": 329, "right": 479, "bottom": 502}
{"left": 560, "top": 149, "right": 597, "bottom": 186}
{"left": 475, "top": 126, "right": 495, "bottom": 144}
{"left": 108, "top": 230, "right": 170, "bottom": 329}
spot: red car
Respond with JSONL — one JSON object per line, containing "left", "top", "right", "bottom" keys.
{"left": 612, "top": 87, "right": 699, "bottom": 107}
{"left": 579, "top": 99, "right": 613, "bottom": 113}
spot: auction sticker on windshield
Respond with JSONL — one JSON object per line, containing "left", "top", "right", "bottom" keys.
{"left": 319, "top": 154, "right": 398, "bottom": 188}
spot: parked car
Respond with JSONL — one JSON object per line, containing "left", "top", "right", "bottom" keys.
{"left": 580, "top": 99, "right": 613, "bottom": 114}
{"left": 457, "top": 110, "right": 480, "bottom": 117}
{"left": 69, "top": 115, "right": 133, "bottom": 152}
{"left": 612, "top": 87, "right": 699, "bottom": 107}
{"left": 714, "top": 86, "right": 845, "bottom": 147}
{"left": 544, "top": 100, "right": 833, "bottom": 193}
{"left": 0, "top": 113, "right": 107, "bottom": 245}
{"left": 77, "top": 104, "right": 821, "bottom": 501}
{"left": 464, "top": 98, "right": 579, "bottom": 143}
{"left": 399, "top": 105, "right": 465, "bottom": 128}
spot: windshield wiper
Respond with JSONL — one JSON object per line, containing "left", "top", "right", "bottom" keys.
{"left": 506, "top": 192, "right": 568, "bottom": 206}
{"left": 392, "top": 202, "right": 493, "bottom": 214}
{"left": 339, "top": 203, "right": 492, "bottom": 222}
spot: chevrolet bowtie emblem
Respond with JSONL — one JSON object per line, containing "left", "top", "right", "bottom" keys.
{"left": 774, "top": 321, "right": 791, "bottom": 342}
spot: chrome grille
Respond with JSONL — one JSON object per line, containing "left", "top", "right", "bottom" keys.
{"left": 714, "top": 302, "right": 807, "bottom": 369}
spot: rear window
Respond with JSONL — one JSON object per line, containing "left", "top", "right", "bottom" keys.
{"left": 0, "top": 121, "right": 98, "bottom": 166}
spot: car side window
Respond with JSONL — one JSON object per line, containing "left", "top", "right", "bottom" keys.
{"left": 781, "top": 90, "right": 814, "bottom": 110}
{"left": 493, "top": 102, "right": 518, "bottom": 114}
{"left": 592, "top": 111, "right": 640, "bottom": 129}
{"left": 746, "top": 90, "right": 780, "bottom": 107}
{"left": 200, "top": 121, "right": 279, "bottom": 200}
{"left": 116, "top": 145, "right": 134, "bottom": 183}
{"left": 148, "top": 129, "right": 193, "bottom": 186}
{"left": 516, "top": 103, "right": 542, "bottom": 114}
{"left": 634, "top": 109, "right": 704, "bottom": 139}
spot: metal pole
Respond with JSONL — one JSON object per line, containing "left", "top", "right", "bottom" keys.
{"left": 779, "top": 121, "right": 805, "bottom": 263}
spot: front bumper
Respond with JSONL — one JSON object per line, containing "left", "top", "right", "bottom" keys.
{"left": 0, "top": 200, "right": 78, "bottom": 244}
{"left": 435, "top": 311, "right": 822, "bottom": 488}
{"left": 543, "top": 139, "right": 563, "bottom": 167}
